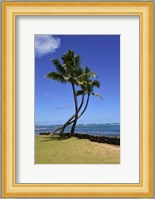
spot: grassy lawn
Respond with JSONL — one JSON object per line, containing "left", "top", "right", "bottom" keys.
{"left": 35, "top": 135, "right": 120, "bottom": 164}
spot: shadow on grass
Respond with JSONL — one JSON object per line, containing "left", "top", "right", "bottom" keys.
{"left": 40, "top": 135, "right": 70, "bottom": 142}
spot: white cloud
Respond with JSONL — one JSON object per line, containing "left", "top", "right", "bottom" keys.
{"left": 35, "top": 35, "right": 60, "bottom": 57}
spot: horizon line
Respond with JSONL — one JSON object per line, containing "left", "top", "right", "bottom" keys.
{"left": 35, "top": 122, "right": 120, "bottom": 126}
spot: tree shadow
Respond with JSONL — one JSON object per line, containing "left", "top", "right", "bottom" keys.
{"left": 40, "top": 135, "right": 70, "bottom": 142}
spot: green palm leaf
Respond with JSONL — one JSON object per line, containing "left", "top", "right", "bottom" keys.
{"left": 61, "top": 50, "right": 74, "bottom": 65}
{"left": 92, "top": 80, "right": 100, "bottom": 88}
{"left": 52, "top": 59, "right": 66, "bottom": 75}
{"left": 85, "top": 66, "right": 96, "bottom": 78}
{"left": 87, "top": 83, "right": 93, "bottom": 93}
{"left": 45, "top": 72, "right": 67, "bottom": 83}
{"left": 73, "top": 77, "right": 82, "bottom": 86}
{"left": 74, "top": 55, "right": 81, "bottom": 68}
{"left": 76, "top": 90, "right": 84, "bottom": 96}
{"left": 76, "top": 66, "right": 83, "bottom": 76}
{"left": 85, "top": 66, "right": 91, "bottom": 73}
{"left": 92, "top": 92, "right": 103, "bottom": 100}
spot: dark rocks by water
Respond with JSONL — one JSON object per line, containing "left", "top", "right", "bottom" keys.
{"left": 39, "top": 132, "right": 120, "bottom": 145}
{"left": 39, "top": 132, "right": 50, "bottom": 135}
{"left": 73, "top": 133, "right": 120, "bottom": 145}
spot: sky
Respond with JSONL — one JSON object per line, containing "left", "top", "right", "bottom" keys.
{"left": 35, "top": 35, "right": 120, "bottom": 125}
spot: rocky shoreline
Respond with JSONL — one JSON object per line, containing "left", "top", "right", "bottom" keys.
{"left": 39, "top": 132, "right": 120, "bottom": 146}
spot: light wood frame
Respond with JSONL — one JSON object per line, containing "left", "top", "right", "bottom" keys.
{"left": 2, "top": 2, "right": 153, "bottom": 198}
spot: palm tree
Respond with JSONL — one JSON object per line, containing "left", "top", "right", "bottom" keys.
{"left": 51, "top": 66, "right": 102, "bottom": 135}
{"left": 45, "top": 50, "right": 83, "bottom": 135}
{"left": 64, "top": 67, "right": 102, "bottom": 127}
{"left": 69, "top": 66, "right": 102, "bottom": 135}
{"left": 45, "top": 50, "right": 102, "bottom": 136}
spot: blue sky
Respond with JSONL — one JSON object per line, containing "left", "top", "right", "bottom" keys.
{"left": 35, "top": 35, "right": 120, "bottom": 125}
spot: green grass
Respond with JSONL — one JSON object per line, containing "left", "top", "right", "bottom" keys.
{"left": 35, "top": 135, "right": 120, "bottom": 164}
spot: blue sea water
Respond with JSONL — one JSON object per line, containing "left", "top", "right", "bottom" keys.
{"left": 35, "top": 123, "right": 120, "bottom": 137}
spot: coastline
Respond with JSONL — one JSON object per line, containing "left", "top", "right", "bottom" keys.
{"left": 35, "top": 123, "right": 120, "bottom": 137}
{"left": 38, "top": 132, "right": 120, "bottom": 145}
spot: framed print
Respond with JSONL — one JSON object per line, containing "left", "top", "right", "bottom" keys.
{"left": 2, "top": 1, "right": 153, "bottom": 197}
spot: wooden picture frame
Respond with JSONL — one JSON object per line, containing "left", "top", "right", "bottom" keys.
{"left": 2, "top": 2, "right": 153, "bottom": 197}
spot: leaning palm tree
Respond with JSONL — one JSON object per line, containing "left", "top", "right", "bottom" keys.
{"left": 45, "top": 50, "right": 83, "bottom": 135}
{"left": 45, "top": 50, "right": 102, "bottom": 136}
{"left": 52, "top": 65, "right": 97, "bottom": 135}
{"left": 54, "top": 66, "right": 102, "bottom": 134}
{"left": 68, "top": 66, "right": 102, "bottom": 134}
{"left": 48, "top": 65, "right": 102, "bottom": 135}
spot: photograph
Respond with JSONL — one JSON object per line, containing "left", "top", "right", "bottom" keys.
{"left": 2, "top": 1, "right": 153, "bottom": 197}
{"left": 35, "top": 35, "right": 120, "bottom": 164}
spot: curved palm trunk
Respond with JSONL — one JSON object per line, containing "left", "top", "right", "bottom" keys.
{"left": 70, "top": 83, "right": 79, "bottom": 136}
{"left": 52, "top": 94, "right": 90, "bottom": 135}
{"left": 62, "top": 94, "right": 90, "bottom": 134}
{"left": 68, "top": 93, "right": 90, "bottom": 124}
{"left": 59, "top": 94, "right": 84, "bottom": 135}
{"left": 52, "top": 94, "right": 84, "bottom": 135}
{"left": 52, "top": 126, "right": 63, "bottom": 134}
{"left": 77, "top": 94, "right": 90, "bottom": 119}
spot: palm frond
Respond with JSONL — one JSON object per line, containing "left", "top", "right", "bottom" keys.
{"left": 77, "top": 73, "right": 87, "bottom": 80}
{"left": 85, "top": 66, "right": 91, "bottom": 73}
{"left": 92, "top": 92, "right": 103, "bottom": 100}
{"left": 76, "top": 67, "right": 84, "bottom": 76}
{"left": 90, "top": 72, "right": 97, "bottom": 78}
{"left": 74, "top": 55, "right": 81, "bottom": 68}
{"left": 45, "top": 72, "right": 67, "bottom": 83}
{"left": 87, "top": 83, "right": 93, "bottom": 93}
{"left": 52, "top": 59, "right": 66, "bottom": 75}
{"left": 73, "top": 77, "right": 83, "bottom": 86}
{"left": 63, "top": 63, "right": 72, "bottom": 76}
{"left": 76, "top": 90, "right": 84, "bottom": 96}
{"left": 92, "top": 80, "right": 100, "bottom": 88}
{"left": 85, "top": 66, "right": 97, "bottom": 78}
{"left": 61, "top": 50, "right": 74, "bottom": 65}
{"left": 77, "top": 72, "right": 92, "bottom": 81}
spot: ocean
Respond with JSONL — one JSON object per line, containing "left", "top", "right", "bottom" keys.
{"left": 35, "top": 123, "right": 120, "bottom": 137}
